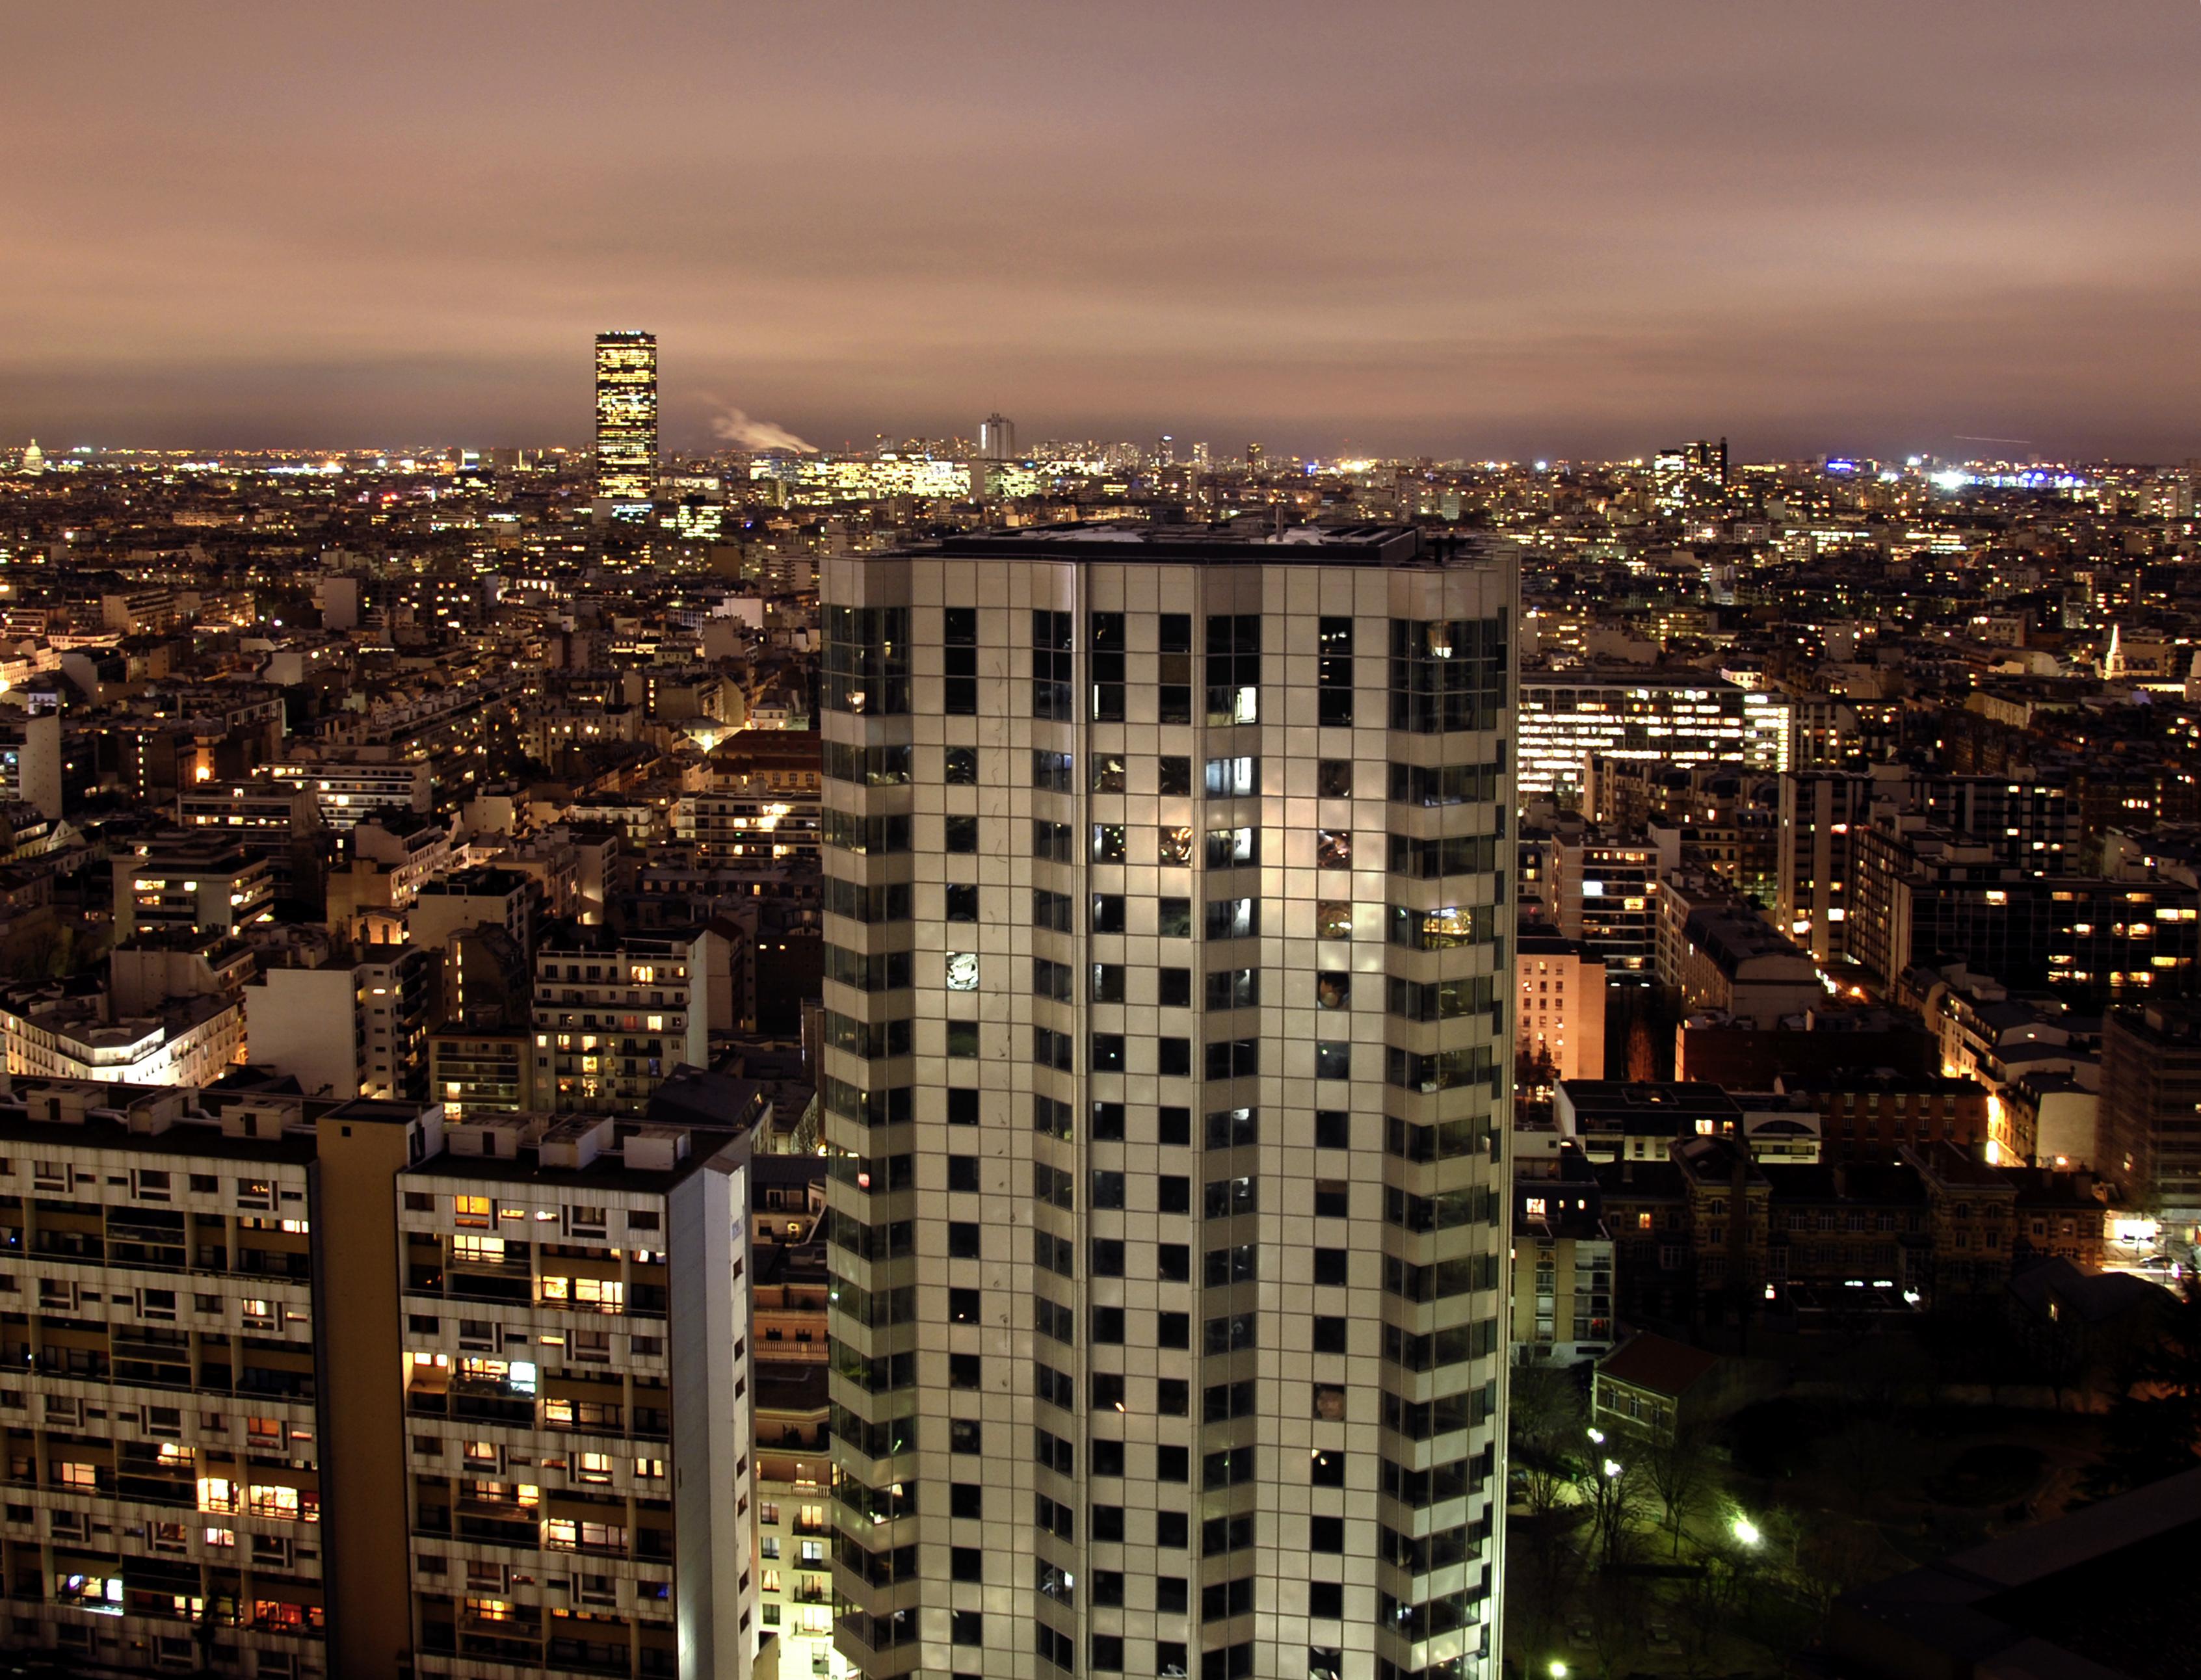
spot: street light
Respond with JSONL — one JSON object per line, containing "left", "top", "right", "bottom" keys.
{"left": 1586, "top": 1427, "right": 1605, "bottom": 1445}
{"left": 1603, "top": 1459, "right": 1624, "bottom": 1480}
{"left": 1549, "top": 1663, "right": 1568, "bottom": 1680}
{"left": 1732, "top": 1514, "right": 1760, "bottom": 1547}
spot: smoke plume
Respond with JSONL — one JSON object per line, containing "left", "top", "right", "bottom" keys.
{"left": 711, "top": 408, "right": 817, "bottom": 453}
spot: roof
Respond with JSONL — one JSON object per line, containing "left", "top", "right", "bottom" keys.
{"left": 1834, "top": 1467, "right": 2201, "bottom": 1680}
{"left": 1597, "top": 1332, "right": 1722, "bottom": 1399}
{"left": 2007, "top": 1258, "right": 2168, "bottom": 1328}
{"left": 927, "top": 523, "right": 1447, "bottom": 567}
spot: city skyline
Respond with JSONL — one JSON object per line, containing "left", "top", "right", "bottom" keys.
{"left": 8, "top": 2, "right": 2201, "bottom": 459}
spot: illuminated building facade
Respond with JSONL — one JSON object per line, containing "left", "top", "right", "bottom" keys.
{"left": 819, "top": 526, "right": 1514, "bottom": 1680}
{"left": 532, "top": 926, "right": 717, "bottom": 1114}
{"left": 594, "top": 331, "right": 658, "bottom": 505}
{"left": 1515, "top": 930, "right": 1607, "bottom": 1082}
{"left": 1516, "top": 675, "right": 1749, "bottom": 806}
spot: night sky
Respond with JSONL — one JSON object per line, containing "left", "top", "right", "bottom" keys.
{"left": 7, "top": 1, "right": 2199, "bottom": 460}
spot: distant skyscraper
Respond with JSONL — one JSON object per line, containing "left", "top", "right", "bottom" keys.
{"left": 1191, "top": 441, "right": 1212, "bottom": 470}
{"left": 1156, "top": 432, "right": 1176, "bottom": 467}
{"left": 594, "top": 330, "right": 658, "bottom": 501}
{"left": 980, "top": 412, "right": 1017, "bottom": 461}
{"left": 1247, "top": 440, "right": 1265, "bottom": 477}
{"left": 820, "top": 524, "right": 1516, "bottom": 1680}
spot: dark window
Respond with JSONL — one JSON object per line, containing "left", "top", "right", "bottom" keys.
{"left": 1313, "top": 1248, "right": 1349, "bottom": 1286}
{"left": 1206, "top": 967, "right": 1258, "bottom": 1010}
{"left": 1033, "top": 609, "right": 1073, "bottom": 720}
{"left": 947, "top": 1222, "right": 980, "bottom": 1258}
{"left": 945, "top": 815, "right": 979, "bottom": 853}
{"left": 1091, "top": 1101, "right": 1126, "bottom": 1140}
{"left": 1157, "top": 897, "right": 1193, "bottom": 938}
{"left": 1159, "top": 755, "right": 1193, "bottom": 796}
{"left": 1312, "top": 1316, "right": 1348, "bottom": 1354}
{"left": 1159, "top": 1038, "right": 1191, "bottom": 1077}
{"left": 951, "top": 1482, "right": 981, "bottom": 1519}
{"left": 951, "top": 1610, "right": 982, "bottom": 1646}
{"left": 1159, "top": 1107, "right": 1191, "bottom": 1146}
{"left": 1310, "top": 1515, "right": 1345, "bottom": 1552}
{"left": 1091, "top": 612, "right": 1126, "bottom": 721}
{"left": 1092, "top": 895, "right": 1127, "bottom": 934}
{"left": 1309, "top": 1582, "right": 1345, "bottom": 1620}
{"left": 1157, "top": 1243, "right": 1191, "bottom": 1281}
{"left": 947, "top": 1156, "right": 981, "bottom": 1194}
{"left": 951, "top": 1546, "right": 982, "bottom": 1581}
{"left": 945, "top": 883, "right": 979, "bottom": 922}
{"left": 1092, "top": 1504, "right": 1126, "bottom": 1542}
{"left": 944, "top": 744, "right": 979, "bottom": 783}
{"left": 1317, "top": 757, "right": 1353, "bottom": 798}
{"left": 1159, "top": 967, "right": 1193, "bottom": 1007}
{"left": 1317, "top": 616, "right": 1353, "bottom": 726}
{"left": 943, "top": 608, "right": 978, "bottom": 715}
{"left": 1159, "top": 1175, "right": 1191, "bottom": 1214}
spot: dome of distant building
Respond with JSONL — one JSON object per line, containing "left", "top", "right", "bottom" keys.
{"left": 20, "top": 440, "right": 42, "bottom": 475}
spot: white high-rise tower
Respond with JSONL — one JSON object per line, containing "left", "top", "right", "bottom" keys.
{"left": 820, "top": 524, "right": 1516, "bottom": 1680}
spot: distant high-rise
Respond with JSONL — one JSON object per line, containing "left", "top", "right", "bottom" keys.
{"left": 1247, "top": 440, "right": 1265, "bottom": 477}
{"left": 594, "top": 330, "right": 658, "bottom": 501}
{"left": 980, "top": 412, "right": 1017, "bottom": 461}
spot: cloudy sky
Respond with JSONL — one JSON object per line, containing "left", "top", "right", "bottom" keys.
{"left": 6, "top": 1, "right": 2200, "bottom": 460}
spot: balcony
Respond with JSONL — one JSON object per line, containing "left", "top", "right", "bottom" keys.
{"left": 458, "top": 1512, "right": 541, "bottom": 1548}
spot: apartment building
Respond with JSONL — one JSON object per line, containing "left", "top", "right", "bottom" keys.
{"left": 819, "top": 527, "right": 1514, "bottom": 1680}
{"left": 176, "top": 781, "right": 325, "bottom": 836}
{"left": 1510, "top": 1151, "right": 1615, "bottom": 1365}
{"left": 1515, "top": 929, "right": 1605, "bottom": 1083}
{"left": 0, "top": 989, "right": 243, "bottom": 1087}
{"left": 1546, "top": 832, "right": 1659, "bottom": 982}
{"left": 531, "top": 926, "right": 717, "bottom": 1114}
{"left": 113, "top": 835, "right": 276, "bottom": 941}
{"left": 395, "top": 1111, "right": 758, "bottom": 1680}
{"left": 246, "top": 947, "right": 436, "bottom": 1102}
{"left": 267, "top": 762, "right": 434, "bottom": 829}
{"left": 0, "top": 1078, "right": 765, "bottom": 1680}
{"left": 0, "top": 1081, "right": 334, "bottom": 1679}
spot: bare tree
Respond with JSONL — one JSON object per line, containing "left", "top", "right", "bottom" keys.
{"left": 1509, "top": 1362, "right": 1588, "bottom": 1518}
{"left": 1644, "top": 1423, "right": 1713, "bottom": 1556}
{"left": 1577, "top": 1452, "right": 1653, "bottom": 1572}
